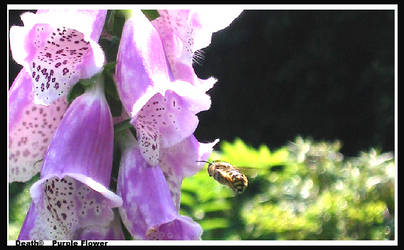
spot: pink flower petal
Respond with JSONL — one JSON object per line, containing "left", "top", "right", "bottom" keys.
{"left": 9, "top": 69, "right": 68, "bottom": 183}
{"left": 146, "top": 216, "right": 202, "bottom": 240}
{"left": 19, "top": 83, "right": 122, "bottom": 240}
{"left": 76, "top": 211, "right": 124, "bottom": 240}
{"left": 9, "top": 10, "right": 106, "bottom": 105}
{"left": 20, "top": 176, "right": 121, "bottom": 240}
{"left": 116, "top": 10, "right": 212, "bottom": 166}
{"left": 152, "top": 9, "right": 241, "bottom": 83}
{"left": 115, "top": 10, "right": 170, "bottom": 117}
{"left": 190, "top": 9, "right": 243, "bottom": 51}
{"left": 35, "top": 9, "right": 107, "bottom": 42}
{"left": 117, "top": 134, "right": 202, "bottom": 240}
{"left": 32, "top": 83, "right": 116, "bottom": 191}
{"left": 131, "top": 80, "right": 211, "bottom": 167}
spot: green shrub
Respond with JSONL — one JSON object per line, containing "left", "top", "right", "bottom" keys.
{"left": 180, "top": 137, "right": 394, "bottom": 240}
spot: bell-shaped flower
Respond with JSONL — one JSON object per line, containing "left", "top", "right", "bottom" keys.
{"left": 9, "top": 68, "right": 68, "bottom": 183}
{"left": 9, "top": 9, "right": 107, "bottom": 105}
{"left": 151, "top": 9, "right": 242, "bottom": 87}
{"left": 9, "top": 9, "right": 108, "bottom": 183}
{"left": 19, "top": 202, "right": 124, "bottom": 240}
{"left": 115, "top": 10, "right": 211, "bottom": 167}
{"left": 17, "top": 81, "right": 122, "bottom": 240}
{"left": 117, "top": 132, "right": 202, "bottom": 240}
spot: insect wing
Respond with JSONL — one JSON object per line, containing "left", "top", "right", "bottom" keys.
{"left": 235, "top": 166, "right": 261, "bottom": 178}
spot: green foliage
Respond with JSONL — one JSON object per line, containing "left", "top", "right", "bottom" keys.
{"left": 103, "top": 62, "right": 122, "bottom": 117}
{"left": 66, "top": 80, "right": 85, "bottom": 105}
{"left": 141, "top": 10, "right": 160, "bottom": 21}
{"left": 9, "top": 173, "right": 40, "bottom": 240}
{"left": 104, "top": 10, "right": 129, "bottom": 38}
{"left": 180, "top": 137, "right": 395, "bottom": 240}
{"left": 100, "top": 11, "right": 123, "bottom": 63}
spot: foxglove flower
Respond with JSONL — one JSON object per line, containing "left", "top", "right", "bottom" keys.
{"left": 115, "top": 11, "right": 220, "bottom": 240}
{"left": 115, "top": 10, "right": 211, "bottom": 167}
{"left": 9, "top": 69, "right": 68, "bottom": 182}
{"left": 9, "top": 9, "right": 107, "bottom": 183}
{"left": 152, "top": 9, "right": 242, "bottom": 87}
{"left": 117, "top": 132, "right": 202, "bottom": 240}
{"left": 9, "top": 9, "right": 107, "bottom": 105}
{"left": 18, "top": 81, "right": 122, "bottom": 240}
{"left": 150, "top": 9, "right": 241, "bottom": 207}
{"left": 19, "top": 198, "right": 124, "bottom": 240}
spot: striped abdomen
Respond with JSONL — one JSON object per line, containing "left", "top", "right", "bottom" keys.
{"left": 208, "top": 161, "right": 248, "bottom": 193}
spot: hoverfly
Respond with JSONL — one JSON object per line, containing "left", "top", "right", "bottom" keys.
{"left": 197, "top": 160, "right": 249, "bottom": 194}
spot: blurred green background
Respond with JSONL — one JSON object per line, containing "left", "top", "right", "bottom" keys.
{"left": 181, "top": 137, "right": 395, "bottom": 240}
{"left": 9, "top": 137, "right": 395, "bottom": 240}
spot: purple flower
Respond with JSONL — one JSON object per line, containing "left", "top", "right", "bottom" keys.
{"left": 117, "top": 132, "right": 203, "bottom": 240}
{"left": 115, "top": 10, "right": 221, "bottom": 240}
{"left": 150, "top": 9, "right": 239, "bottom": 210}
{"left": 19, "top": 193, "right": 124, "bottom": 240}
{"left": 9, "top": 10, "right": 107, "bottom": 105}
{"left": 18, "top": 82, "right": 122, "bottom": 240}
{"left": 9, "top": 69, "right": 68, "bottom": 183}
{"left": 115, "top": 10, "right": 212, "bottom": 167}
{"left": 9, "top": 9, "right": 107, "bottom": 183}
{"left": 152, "top": 9, "right": 242, "bottom": 86}
{"left": 12, "top": 8, "right": 230, "bottom": 241}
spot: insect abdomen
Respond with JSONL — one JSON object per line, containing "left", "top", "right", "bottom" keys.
{"left": 228, "top": 170, "right": 248, "bottom": 193}
{"left": 208, "top": 162, "right": 248, "bottom": 193}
